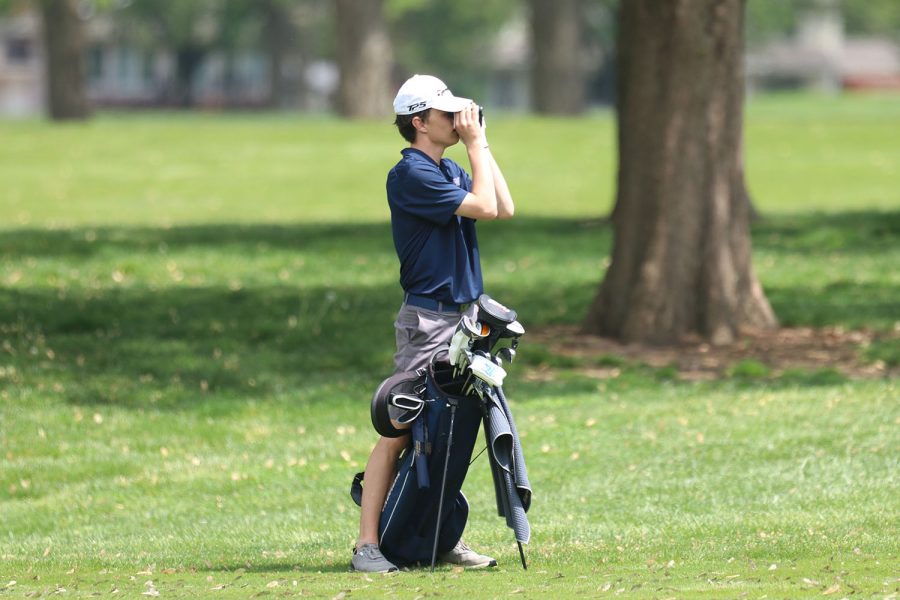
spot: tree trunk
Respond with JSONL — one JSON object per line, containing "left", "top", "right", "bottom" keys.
{"left": 583, "top": 0, "right": 777, "bottom": 345}
{"left": 39, "top": 0, "right": 90, "bottom": 120}
{"left": 175, "top": 46, "right": 204, "bottom": 108}
{"left": 264, "top": 0, "right": 291, "bottom": 109}
{"left": 335, "top": 0, "right": 393, "bottom": 119}
{"left": 529, "top": 0, "right": 585, "bottom": 115}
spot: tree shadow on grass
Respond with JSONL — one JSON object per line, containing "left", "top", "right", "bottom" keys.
{"left": 751, "top": 210, "right": 900, "bottom": 255}
{"left": 0, "top": 283, "right": 402, "bottom": 408}
{"left": 0, "top": 217, "right": 608, "bottom": 260}
{"left": 1, "top": 212, "right": 896, "bottom": 410}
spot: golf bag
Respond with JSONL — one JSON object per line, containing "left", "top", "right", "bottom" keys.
{"left": 351, "top": 294, "right": 532, "bottom": 569}
{"left": 352, "top": 353, "right": 483, "bottom": 567}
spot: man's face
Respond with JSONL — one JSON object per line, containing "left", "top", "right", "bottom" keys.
{"left": 424, "top": 109, "right": 460, "bottom": 146}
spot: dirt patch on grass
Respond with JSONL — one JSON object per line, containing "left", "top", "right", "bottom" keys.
{"left": 528, "top": 325, "right": 897, "bottom": 381}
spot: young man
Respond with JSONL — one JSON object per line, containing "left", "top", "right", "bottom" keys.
{"left": 352, "top": 74, "right": 515, "bottom": 573}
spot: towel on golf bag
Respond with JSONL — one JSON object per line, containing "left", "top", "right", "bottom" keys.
{"left": 483, "top": 385, "right": 532, "bottom": 544}
{"left": 377, "top": 356, "right": 483, "bottom": 567}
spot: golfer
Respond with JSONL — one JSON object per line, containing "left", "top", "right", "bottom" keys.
{"left": 352, "top": 74, "right": 515, "bottom": 573}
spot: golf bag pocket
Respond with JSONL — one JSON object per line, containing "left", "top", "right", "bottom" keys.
{"left": 377, "top": 352, "right": 483, "bottom": 567}
{"left": 370, "top": 369, "right": 427, "bottom": 438}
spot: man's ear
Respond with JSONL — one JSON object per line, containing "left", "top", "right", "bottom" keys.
{"left": 412, "top": 114, "right": 428, "bottom": 134}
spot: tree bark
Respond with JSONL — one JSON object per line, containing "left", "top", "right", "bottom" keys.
{"left": 583, "top": 0, "right": 777, "bottom": 345}
{"left": 529, "top": 0, "right": 585, "bottom": 114}
{"left": 39, "top": 0, "right": 90, "bottom": 120}
{"left": 335, "top": 0, "right": 393, "bottom": 119}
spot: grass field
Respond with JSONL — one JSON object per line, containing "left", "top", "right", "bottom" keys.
{"left": 1, "top": 93, "right": 898, "bottom": 598}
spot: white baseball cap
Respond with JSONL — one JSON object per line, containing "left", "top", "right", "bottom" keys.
{"left": 392, "top": 74, "right": 473, "bottom": 115}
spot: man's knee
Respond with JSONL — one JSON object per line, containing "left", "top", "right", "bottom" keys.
{"left": 379, "top": 434, "right": 409, "bottom": 456}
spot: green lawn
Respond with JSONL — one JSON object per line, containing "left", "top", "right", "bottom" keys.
{"left": 1, "top": 93, "right": 898, "bottom": 598}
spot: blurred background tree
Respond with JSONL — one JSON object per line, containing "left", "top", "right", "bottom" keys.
{"left": 39, "top": 0, "right": 90, "bottom": 119}
{"left": 118, "top": 0, "right": 266, "bottom": 107}
{"left": 335, "top": 0, "right": 392, "bottom": 118}
{"left": 386, "top": 0, "right": 519, "bottom": 101}
{"left": 747, "top": 0, "right": 900, "bottom": 43}
{"left": 529, "top": 0, "right": 584, "bottom": 114}
{"left": 3, "top": 0, "right": 899, "bottom": 120}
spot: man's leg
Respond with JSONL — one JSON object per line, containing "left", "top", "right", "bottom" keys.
{"left": 352, "top": 433, "right": 408, "bottom": 572}
{"left": 357, "top": 434, "right": 408, "bottom": 545}
{"left": 354, "top": 302, "right": 495, "bottom": 570}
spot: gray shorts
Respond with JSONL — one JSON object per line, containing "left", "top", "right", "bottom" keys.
{"left": 393, "top": 303, "right": 462, "bottom": 373}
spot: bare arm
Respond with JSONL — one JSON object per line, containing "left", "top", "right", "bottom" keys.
{"left": 485, "top": 148, "right": 514, "bottom": 219}
{"left": 454, "top": 104, "right": 498, "bottom": 220}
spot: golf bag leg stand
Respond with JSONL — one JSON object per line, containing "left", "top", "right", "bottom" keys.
{"left": 430, "top": 398, "right": 457, "bottom": 571}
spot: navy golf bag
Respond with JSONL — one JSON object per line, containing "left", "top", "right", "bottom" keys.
{"left": 351, "top": 294, "right": 532, "bottom": 569}
{"left": 352, "top": 353, "right": 483, "bottom": 567}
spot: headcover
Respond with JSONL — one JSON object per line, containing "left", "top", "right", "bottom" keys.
{"left": 371, "top": 369, "right": 427, "bottom": 437}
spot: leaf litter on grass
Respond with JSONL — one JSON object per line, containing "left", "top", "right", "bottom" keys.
{"left": 529, "top": 325, "right": 898, "bottom": 381}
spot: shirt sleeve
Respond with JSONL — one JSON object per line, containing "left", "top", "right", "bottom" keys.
{"left": 395, "top": 162, "right": 468, "bottom": 225}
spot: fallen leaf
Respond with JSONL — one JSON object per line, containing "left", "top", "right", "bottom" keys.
{"left": 266, "top": 580, "right": 280, "bottom": 588}
{"left": 822, "top": 584, "right": 840, "bottom": 595}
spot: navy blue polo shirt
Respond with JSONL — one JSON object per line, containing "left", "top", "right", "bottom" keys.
{"left": 386, "top": 147, "right": 483, "bottom": 305}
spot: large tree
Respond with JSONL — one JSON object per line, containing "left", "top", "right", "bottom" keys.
{"left": 120, "top": 0, "right": 220, "bottom": 107}
{"left": 529, "top": 0, "right": 585, "bottom": 114}
{"left": 39, "top": 0, "right": 90, "bottom": 120}
{"left": 335, "top": 0, "right": 392, "bottom": 118}
{"left": 583, "top": 0, "right": 777, "bottom": 345}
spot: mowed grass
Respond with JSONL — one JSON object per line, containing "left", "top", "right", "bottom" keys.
{"left": 1, "top": 93, "right": 898, "bottom": 598}
{"left": 2, "top": 93, "right": 898, "bottom": 228}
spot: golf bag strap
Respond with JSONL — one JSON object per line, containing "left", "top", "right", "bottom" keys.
{"left": 412, "top": 417, "right": 430, "bottom": 489}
